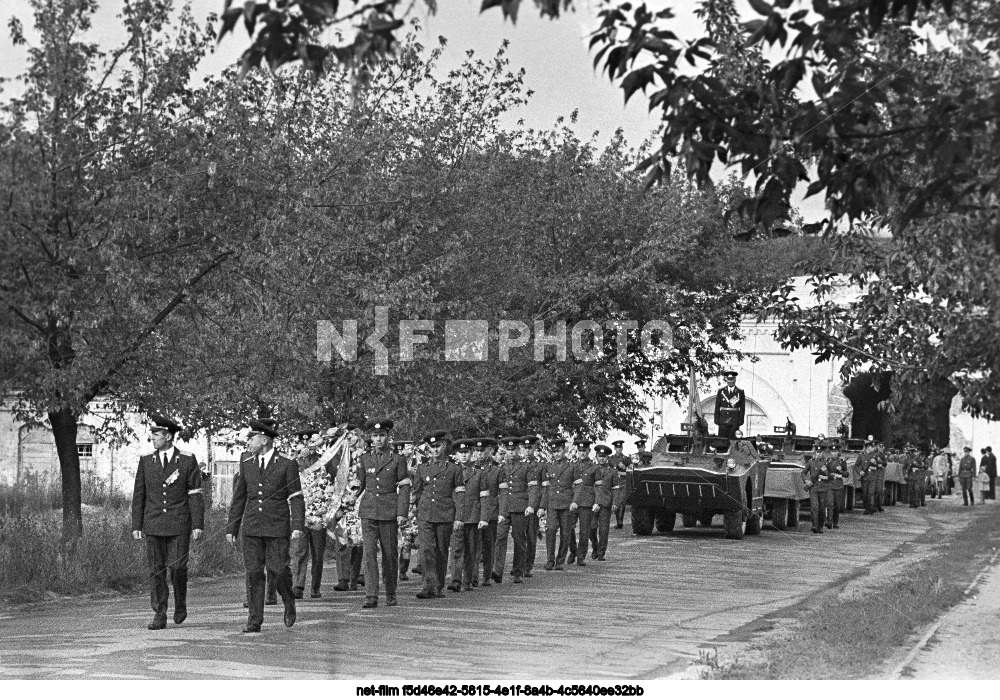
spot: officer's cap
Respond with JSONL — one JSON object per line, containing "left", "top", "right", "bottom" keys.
{"left": 392, "top": 440, "right": 410, "bottom": 453}
{"left": 548, "top": 437, "right": 568, "bottom": 447}
{"left": 964, "top": 446, "right": 973, "bottom": 452}
{"left": 366, "top": 418, "right": 394, "bottom": 433}
{"left": 502, "top": 437, "right": 519, "bottom": 448}
{"left": 520, "top": 435, "right": 539, "bottom": 447}
{"left": 574, "top": 438, "right": 593, "bottom": 449}
{"left": 248, "top": 418, "right": 280, "bottom": 438}
{"left": 150, "top": 414, "right": 181, "bottom": 434}
{"left": 294, "top": 427, "right": 319, "bottom": 438}
{"left": 723, "top": 370, "right": 738, "bottom": 378}
{"left": 471, "top": 437, "right": 497, "bottom": 450}
{"left": 454, "top": 439, "right": 472, "bottom": 452}
{"left": 594, "top": 445, "right": 612, "bottom": 457}
{"left": 634, "top": 439, "right": 646, "bottom": 447}
{"left": 422, "top": 430, "right": 448, "bottom": 445}
{"left": 611, "top": 440, "right": 625, "bottom": 447}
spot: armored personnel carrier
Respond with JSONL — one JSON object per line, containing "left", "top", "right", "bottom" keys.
{"left": 627, "top": 434, "right": 768, "bottom": 540}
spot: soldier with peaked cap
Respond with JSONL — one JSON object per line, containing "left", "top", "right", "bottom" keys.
{"left": 714, "top": 370, "right": 746, "bottom": 439}
{"left": 413, "top": 430, "right": 465, "bottom": 598}
{"left": 131, "top": 414, "right": 204, "bottom": 630}
{"left": 226, "top": 418, "right": 304, "bottom": 633}
{"left": 590, "top": 445, "right": 623, "bottom": 560}
{"left": 493, "top": 436, "right": 537, "bottom": 583}
{"left": 608, "top": 440, "right": 628, "bottom": 528}
{"left": 541, "top": 436, "right": 577, "bottom": 569}
{"left": 826, "top": 439, "right": 848, "bottom": 529}
{"left": 518, "top": 435, "right": 544, "bottom": 577}
{"left": 447, "top": 439, "right": 483, "bottom": 592}
{"left": 472, "top": 437, "right": 501, "bottom": 587}
{"left": 355, "top": 419, "right": 411, "bottom": 609}
{"left": 569, "top": 439, "right": 598, "bottom": 565}
{"left": 801, "top": 440, "right": 831, "bottom": 534}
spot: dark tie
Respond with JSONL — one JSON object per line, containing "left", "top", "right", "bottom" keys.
{"left": 162, "top": 452, "right": 169, "bottom": 471}
{"left": 260, "top": 455, "right": 266, "bottom": 472}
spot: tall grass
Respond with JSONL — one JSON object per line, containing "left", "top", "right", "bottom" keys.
{"left": 0, "top": 477, "right": 242, "bottom": 605}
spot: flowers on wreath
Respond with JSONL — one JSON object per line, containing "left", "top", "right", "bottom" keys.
{"left": 301, "top": 464, "right": 337, "bottom": 530}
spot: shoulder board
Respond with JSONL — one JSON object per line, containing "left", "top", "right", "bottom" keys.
{"left": 142, "top": 451, "right": 156, "bottom": 459}
{"left": 177, "top": 450, "right": 194, "bottom": 458}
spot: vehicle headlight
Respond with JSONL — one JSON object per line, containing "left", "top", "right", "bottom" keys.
{"left": 726, "top": 458, "right": 736, "bottom": 470}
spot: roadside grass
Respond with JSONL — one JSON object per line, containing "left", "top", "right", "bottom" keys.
{"left": 0, "top": 479, "right": 242, "bottom": 605}
{"left": 705, "top": 506, "right": 1000, "bottom": 679}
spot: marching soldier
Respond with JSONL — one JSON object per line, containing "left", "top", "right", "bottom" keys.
{"left": 542, "top": 437, "right": 576, "bottom": 570}
{"left": 856, "top": 439, "right": 878, "bottom": 514}
{"left": 873, "top": 440, "right": 888, "bottom": 511}
{"left": 396, "top": 441, "right": 419, "bottom": 582}
{"left": 569, "top": 439, "right": 598, "bottom": 566}
{"left": 473, "top": 438, "right": 501, "bottom": 587}
{"left": 333, "top": 423, "right": 367, "bottom": 592}
{"left": 131, "top": 414, "right": 204, "bottom": 630}
{"left": 448, "top": 439, "right": 482, "bottom": 592}
{"left": 356, "top": 419, "right": 411, "bottom": 609}
{"left": 494, "top": 436, "right": 536, "bottom": 584}
{"left": 413, "top": 430, "right": 465, "bottom": 599}
{"left": 713, "top": 370, "right": 746, "bottom": 439}
{"left": 226, "top": 418, "right": 304, "bottom": 633}
{"left": 826, "top": 440, "right": 848, "bottom": 529}
{"left": 802, "top": 441, "right": 831, "bottom": 534}
{"left": 590, "top": 444, "right": 623, "bottom": 561}
{"left": 289, "top": 428, "right": 333, "bottom": 598}
{"left": 519, "top": 436, "right": 544, "bottom": 577}
{"left": 608, "top": 440, "right": 628, "bottom": 529}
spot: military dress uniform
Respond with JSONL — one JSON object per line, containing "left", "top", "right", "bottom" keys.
{"left": 476, "top": 441, "right": 502, "bottom": 586}
{"left": 570, "top": 446, "right": 599, "bottom": 565}
{"left": 826, "top": 448, "right": 848, "bottom": 529}
{"left": 542, "top": 443, "right": 577, "bottom": 570}
{"left": 589, "top": 454, "right": 623, "bottom": 560}
{"left": 802, "top": 450, "right": 830, "bottom": 534}
{"left": 520, "top": 437, "right": 544, "bottom": 577}
{"left": 131, "top": 437, "right": 204, "bottom": 628}
{"left": 873, "top": 445, "right": 887, "bottom": 510}
{"left": 226, "top": 442, "right": 305, "bottom": 631}
{"left": 412, "top": 444, "right": 465, "bottom": 598}
{"left": 448, "top": 445, "right": 483, "bottom": 591}
{"left": 356, "top": 420, "right": 411, "bottom": 607}
{"left": 494, "top": 441, "right": 539, "bottom": 583}
{"left": 713, "top": 371, "right": 746, "bottom": 440}
{"left": 856, "top": 449, "right": 878, "bottom": 514}
{"left": 608, "top": 441, "right": 628, "bottom": 529}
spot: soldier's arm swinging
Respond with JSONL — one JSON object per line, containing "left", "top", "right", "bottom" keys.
{"left": 131, "top": 457, "right": 146, "bottom": 539}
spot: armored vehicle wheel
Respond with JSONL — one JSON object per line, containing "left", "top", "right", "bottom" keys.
{"left": 681, "top": 513, "right": 698, "bottom": 528}
{"left": 788, "top": 500, "right": 800, "bottom": 527}
{"left": 699, "top": 513, "right": 714, "bottom": 526}
{"left": 723, "top": 509, "right": 746, "bottom": 539}
{"left": 746, "top": 511, "right": 762, "bottom": 535}
{"left": 631, "top": 506, "right": 654, "bottom": 536}
{"left": 655, "top": 510, "right": 676, "bottom": 533}
{"left": 771, "top": 499, "right": 788, "bottom": 531}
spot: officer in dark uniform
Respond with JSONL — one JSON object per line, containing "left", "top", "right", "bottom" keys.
{"left": 713, "top": 370, "right": 746, "bottom": 439}
{"left": 569, "top": 439, "right": 598, "bottom": 566}
{"left": 131, "top": 414, "right": 204, "bottom": 630}
{"left": 590, "top": 445, "right": 623, "bottom": 561}
{"left": 448, "top": 439, "right": 482, "bottom": 592}
{"left": 226, "top": 419, "right": 304, "bottom": 633}
{"left": 413, "top": 430, "right": 465, "bottom": 598}
{"left": 826, "top": 440, "right": 848, "bottom": 529}
{"left": 494, "top": 436, "right": 536, "bottom": 583}
{"left": 356, "top": 419, "right": 411, "bottom": 609}
{"left": 542, "top": 437, "right": 576, "bottom": 569}
{"left": 802, "top": 441, "right": 831, "bottom": 534}
{"left": 856, "top": 439, "right": 878, "bottom": 514}
{"left": 473, "top": 438, "right": 500, "bottom": 586}
{"left": 519, "top": 435, "right": 544, "bottom": 577}
{"left": 608, "top": 440, "right": 628, "bottom": 528}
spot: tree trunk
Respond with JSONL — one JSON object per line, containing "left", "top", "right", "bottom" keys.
{"left": 50, "top": 406, "right": 83, "bottom": 546}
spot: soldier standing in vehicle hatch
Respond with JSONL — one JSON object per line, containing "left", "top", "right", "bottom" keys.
{"left": 714, "top": 370, "right": 745, "bottom": 439}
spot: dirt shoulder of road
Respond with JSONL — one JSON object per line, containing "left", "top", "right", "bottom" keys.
{"left": 689, "top": 501, "right": 1000, "bottom": 679}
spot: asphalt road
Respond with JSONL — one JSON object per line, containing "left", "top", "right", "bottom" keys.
{"left": 0, "top": 504, "right": 941, "bottom": 679}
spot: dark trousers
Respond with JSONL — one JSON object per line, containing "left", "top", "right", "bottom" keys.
{"left": 989, "top": 474, "right": 996, "bottom": 500}
{"left": 961, "top": 476, "right": 976, "bottom": 505}
{"left": 614, "top": 504, "right": 625, "bottom": 528}
{"left": 525, "top": 513, "right": 539, "bottom": 573}
{"left": 875, "top": 471, "right": 886, "bottom": 508}
{"left": 589, "top": 505, "right": 612, "bottom": 558}
{"left": 335, "top": 540, "right": 363, "bottom": 583}
{"left": 909, "top": 479, "right": 926, "bottom": 506}
{"left": 291, "top": 528, "right": 327, "bottom": 592}
{"left": 418, "top": 521, "right": 454, "bottom": 593}
{"left": 545, "top": 508, "right": 576, "bottom": 565}
{"left": 862, "top": 479, "right": 876, "bottom": 513}
{"left": 718, "top": 425, "right": 738, "bottom": 439}
{"left": 145, "top": 533, "right": 190, "bottom": 620}
{"left": 449, "top": 523, "right": 480, "bottom": 586}
{"left": 480, "top": 520, "right": 497, "bottom": 582}
{"left": 494, "top": 513, "right": 528, "bottom": 577}
{"left": 575, "top": 508, "right": 594, "bottom": 562}
{"left": 243, "top": 535, "right": 294, "bottom": 627}
{"left": 827, "top": 487, "right": 843, "bottom": 526}
{"left": 361, "top": 518, "right": 398, "bottom": 599}
{"left": 809, "top": 490, "right": 829, "bottom": 531}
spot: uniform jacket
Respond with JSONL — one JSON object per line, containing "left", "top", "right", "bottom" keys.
{"left": 541, "top": 458, "right": 575, "bottom": 511}
{"left": 958, "top": 455, "right": 978, "bottom": 478}
{"left": 456, "top": 463, "right": 482, "bottom": 524}
{"left": 132, "top": 449, "right": 205, "bottom": 536}
{"left": 828, "top": 452, "right": 848, "bottom": 489}
{"left": 412, "top": 456, "right": 465, "bottom": 523}
{"left": 855, "top": 452, "right": 877, "bottom": 482}
{"left": 226, "top": 451, "right": 305, "bottom": 538}
{"left": 526, "top": 459, "right": 544, "bottom": 511}
{"left": 478, "top": 458, "right": 502, "bottom": 522}
{"left": 498, "top": 459, "right": 539, "bottom": 515}
{"left": 714, "top": 386, "right": 746, "bottom": 428}
{"left": 357, "top": 448, "right": 411, "bottom": 520}
{"left": 607, "top": 454, "right": 628, "bottom": 474}
{"left": 802, "top": 454, "right": 831, "bottom": 492}
{"left": 593, "top": 463, "right": 623, "bottom": 509}
{"left": 571, "top": 458, "right": 600, "bottom": 508}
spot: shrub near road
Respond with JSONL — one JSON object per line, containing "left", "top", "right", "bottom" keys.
{"left": 0, "top": 478, "right": 241, "bottom": 605}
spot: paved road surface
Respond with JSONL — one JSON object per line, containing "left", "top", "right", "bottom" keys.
{"left": 0, "top": 505, "right": 945, "bottom": 679}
